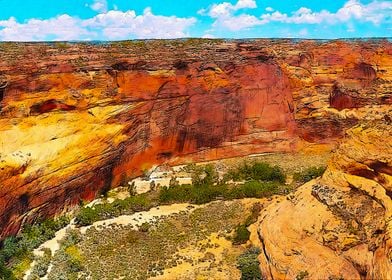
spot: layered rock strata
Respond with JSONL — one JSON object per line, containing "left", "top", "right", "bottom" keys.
{"left": 0, "top": 39, "right": 391, "bottom": 237}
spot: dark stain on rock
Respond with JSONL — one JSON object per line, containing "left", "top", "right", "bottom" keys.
{"left": 30, "top": 99, "right": 76, "bottom": 115}
{"left": 19, "top": 193, "right": 30, "bottom": 211}
{"left": 329, "top": 84, "right": 356, "bottom": 110}
{"left": 157, "top": 151, "right": 173, "bottom": 160}
{"left": 0, "top": 75, "right": 8, "bottom": 103}
{"left": 368, "top": 161, "right": 392, "bottom": 176}
{"left": 256, "top": 54, "right": 274, "bottom": 63}
{"left": 173, "top": 60, "right": 188, "bottom": 70}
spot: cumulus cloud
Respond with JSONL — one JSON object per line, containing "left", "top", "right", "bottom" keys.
{"left": 90, "top": 0, "right": 108, "bottom": 13}
{"left": 208, "top": 0, "right": 257, "bottom": 18}
{"left": 0, "top": 8, "right": 196, "bottom": 41}
{"left": 201, "top": 0, "right": 391, "bottom": 32}
{"left": 0, "top": 15, "right": 93, "bottom": 41}
{"left": 261, "top": 0, "right": 392, "bottom": 25}
{"left": 201, "top": 0, "right": 264, "bottom": 31}
{"left": 85, "top": 8, "right": 197, "bottom": 39}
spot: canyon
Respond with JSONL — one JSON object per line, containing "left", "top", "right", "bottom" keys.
{"left": 0, "top": 39, "right": 391, "bottom": 239}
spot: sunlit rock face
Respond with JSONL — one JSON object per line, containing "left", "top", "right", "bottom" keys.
{"left": 0, "top": 39, "right": 391, "bottom": 238}
{"left": 256, "top": 120, "right": 392, "bottom": 279}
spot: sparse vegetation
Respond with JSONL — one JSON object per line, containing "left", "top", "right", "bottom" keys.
{"left": 233, "top": 224, "right": 251, "bottom": 245}
{"left": 57, "top": 200, "right": 255, "bottom": 279}
{"left": 0, "top": 216, "right": 70, "bottom": 279}
{"left": 226, "top": 162, "right": 286, "bottom": 183}
{"left": 293, "top": 166, "right": 326, "bottom": 183}
{"left": 75, "top": 162, "right": 284, "bottom": 226}
{"left": 232, "top": 203, "right": 262, "bottom": 245}
{"left": 28, "top": 248, "right": 51, "bottom": 279}
{"left": 75, "top": 193, "right": 155, "bottom": 226}
{"left": 237, "top": 247, "right": 263, "bottom": 280}
{"left": 296, "top": 270, "right": 309, "bottom": 280}
{"left": 0, "top": 159, "right": 318, "bottom": 279}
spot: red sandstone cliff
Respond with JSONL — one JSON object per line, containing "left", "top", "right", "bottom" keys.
{"left": 0, "top": 39, "right": 391, "bottom": 238}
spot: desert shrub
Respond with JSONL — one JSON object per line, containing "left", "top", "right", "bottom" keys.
{"left": 75, "top": 194, "right": 154, "bottom": 226}
{"left": 293, "top": 166, "right": 326, "bottom": 183}
{"left": 127, "top": 181, "right": 137, "bottom": 196}
{"left": 75, "top": 207, "right": 99, "bottom": 226}
{"left": 191, "top": 164, "right": 219, "bottom": 186}
{"left": 229, "top": 181, "right": 280, "bottom": 199}
{"left": 237, "top": 247, "right": 262, "bottom": 280}
{"left": 59, "top": 230, "right": 82, "bottom": 248}
{"left": 0, "top": 261, "right": 16, "bottom": 280}
{"left": 125, "top": 231, "right": 140, "bottom": 244}
{"left": 244, "top": 203, "right": 262, "bottom": 227}
{"left": 169, "top": 176, "right": 180, "bottom": 188}
{"left": 139, "top": 222, "right": 150, "bottom": 232}
{"left": 30, "top": 248, "right": 51, "bottom": 277}
{"left": 159, "top": 184, "right": 193, "bottom": 203}
{"left": 159, "top": 183, "right": 228, "bottom": 204}
{"left": 0, "top": 215, "right": 70, "bottom": 276}
{"left": 233, "top": 224, "right": 250, "bottom": 245}
{"left": 226, "top": 162, "right": 285, "bottom": 183}
{"left": 296, "top": 270, "right": 309, "bottom": 280}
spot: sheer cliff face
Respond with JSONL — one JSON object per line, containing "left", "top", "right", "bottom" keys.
{"left": 255, "top": 121, "right": 392, "bottom": 279}
{"left": 0, "top": 39, "right": 391, "bottom": 237}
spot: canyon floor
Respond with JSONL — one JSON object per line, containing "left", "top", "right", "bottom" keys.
{"left": 17, "top": 151, "right": 328, "bottom": 280}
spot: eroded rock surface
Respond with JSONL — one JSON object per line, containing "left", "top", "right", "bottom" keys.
{"left": 0, "top": 39, "right": 391, "bottom": 237}
{"left": 256, "top": 120, "right": 392, "bottom": 279}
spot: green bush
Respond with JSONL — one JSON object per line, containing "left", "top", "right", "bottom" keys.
{"left": 229, "top": 181, "right": 280, "bottom": 199}
{"left": 293, "top": 166, "right": 326, "bottom": 183}
{"left": 233, "top": 224, "right": 250, "bottom": 245}
{"left": 0, "top": 261, "right": 16, "bottom": 280}
{"left": 139, "top": 222, "right": 150, "bottom": 233}
{"left": 0, "top": 216, "right": 69, "bottom": 279}
{"left": 226, "top": 162, "right": 285, "bottom": 183}
{"left": 30, "top": 249, "right": 51, "bottom": 277}
{"left": 191, "top": 164, "right": 219, "bottom": 186}
{"left": 75, "top": 207, "right": 99, "bottom": 226}
{"left": 237, "top": 247, "right": 262, "bottom": 280}
{"left": 75, "top": 194, "right": 154, "bottom": 226}
{"left": 296, "top": 270, "right": 309, "bottom": 280}
{"left": 159, "top": 183, "right": 228, "bottom": 205}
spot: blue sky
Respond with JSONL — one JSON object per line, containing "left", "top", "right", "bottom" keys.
{"left": 0, "top": 0, "right": 390, "bottom": 41}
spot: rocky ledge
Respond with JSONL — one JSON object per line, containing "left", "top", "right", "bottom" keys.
{"left": 255, "top": 120, "right": 392, "bottom": 279}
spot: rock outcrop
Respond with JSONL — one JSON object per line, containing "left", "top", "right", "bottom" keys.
{"left": 256, "top": 120, "right": 392, "bottom": 279}
{"left": 0, "top": 39, "right": 391, "bottom": 238}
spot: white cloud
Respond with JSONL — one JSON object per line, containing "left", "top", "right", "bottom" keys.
{"left": 0, "top": 15, "right": 93, "bottom": 41}
{"left": 202, "top": 33, "right": 216, "bottom": 38}
{"left": 90, "top": 0, "right": 108, "bottom": 13}
{"left": 261, "top": 0, "right": 392, "bottom": 25}
{"left": 203, "top": 0, "right": 263, "bottom": 31}
{"left": 234, "top": 0, "right": 257, "bottom": 10}
{"left": 208, "top": 0, "right": 257, "bottom": 18}
{"left": 201, "top": 0, "right": 391, "bottom": 32}
{"left": 214, "top": 14, "right": 265, "bottom": 31}
{"left": 0, "top": 8, "right": 196, "bottom": 41}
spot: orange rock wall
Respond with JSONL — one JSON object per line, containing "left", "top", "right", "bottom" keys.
{"left": 0, "top": 39, "right": 391, "bottom": 237}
